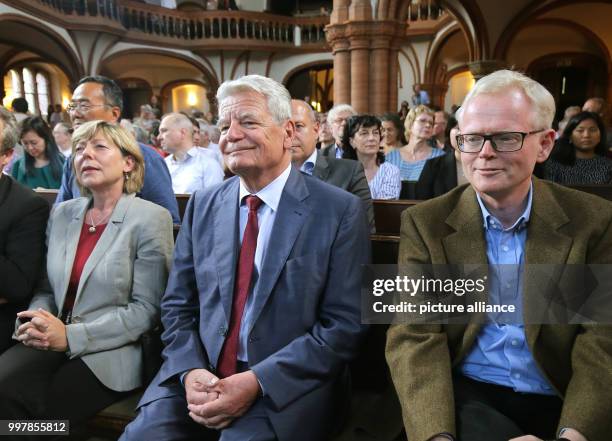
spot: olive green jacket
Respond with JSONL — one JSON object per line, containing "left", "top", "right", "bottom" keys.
{"left": 386, "top": 178, "right": 612, "bottom": 441}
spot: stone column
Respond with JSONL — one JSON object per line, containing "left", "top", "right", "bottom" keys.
{"left": 327, "top": 2, "right": 406, "bottom": 113}
{"left": 388, "top": 46, "right": 399, "bottom": 113}
{"left": 332, "top": 39, "right": 351, "bottom": 105}
{"left": 370, "top": 37, "right": 390, "bottom": 115}
{"left": 351, "top": 38, "right": 370, "bottom": 112}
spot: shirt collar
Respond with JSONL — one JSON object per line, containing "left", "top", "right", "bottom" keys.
{"left": 170, "top": 146, "right": 197, "bottom": 163}
{"left": 476, "top": 181, "right": 533, "bottom": 231}
{"left": 299, "top": 148, "right": 318, "bottom": 175}
{"left": 239, "top": 162, "right": 291, "bottom": 212}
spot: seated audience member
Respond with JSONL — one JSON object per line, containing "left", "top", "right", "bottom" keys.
{"left": 0, "top": 121, "right": 174, "bottom": 434}
{"left": 385, "top": 105, "right": 445, "bottom": 198}
{"left": 380, "top": 113, "right": 406, "bottom": 154}
{"left": 56, "top": 75, "right": 180, "bottom": 223}
{"left": 582, "top": 96, "right": 612, "bottom": 149}
{"left": 290, "top": 99, "right": 375, "bottom": 229}
{"left": 322, "top": 103, "right": 357, "bottom": 158}
{"left": 316, "top": 112, "right": 333, "bottom": 150}
{"left": 52, "top": 122, "right": 73, "bottom": 158}
{"left": 417, "top": 115, "right": 466, "bottom": 199}
{"left": 386, "top": 69, "right": 612, "bottom": 441}
{"left": 432, "top": 110, "right": 449, "bottom": 149}
{"left": 11, "top": 97, "right": 29, "bottom": 123}
{"left": 121, "top": 75, "right": 369, "bottom": 441}
{"left": 556, "top": 105, "right": 581, "bottom": 137}
{"left": 11, "top": 116, "right": 65, "bottom": 189}
{"left": 0, "top": 107, "right": 49, "bottom": 354}
{"left": 159, "top": 113, "right": 224, "bottom": 194}
{"left": 198, "top": 120, "right": 223, "bottom": 165}
{"left": 342, "top": 114, "right": 400, "bottom": 200}
{"left": 49, "top": 104, "right": 65, "bottom": 128}
{"left": 544, "top": 111, "right": 612, "bottom": 184}
{"left": 398, "top": 100, "right": 410, "bottom": 121}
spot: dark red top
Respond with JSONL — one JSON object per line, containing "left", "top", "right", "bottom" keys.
{"left": 60, "top": 221, "right": 107, "bottom": 323}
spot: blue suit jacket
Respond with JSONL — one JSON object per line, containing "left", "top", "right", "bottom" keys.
{"left": 141, "top": 167, "right": 370, "bottom": 440}
{"left": 55, "top": 143, "right": 180, "bottom": 224}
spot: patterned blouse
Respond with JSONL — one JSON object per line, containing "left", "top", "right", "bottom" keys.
{"left": 385, "top": 147, "right": 445, "bottom": 181}
{"left": 544, "top": 156, "right": 612, "bottom": 185}
{"left": 369, "top": 162, "right": 401, "bottom": 199}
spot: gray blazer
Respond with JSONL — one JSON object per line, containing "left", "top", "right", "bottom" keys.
{"left": 24, "top": 194, "right": 174, "bottom": 392}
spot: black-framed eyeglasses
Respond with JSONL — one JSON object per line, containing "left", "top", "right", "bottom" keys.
{"left": 456, "top": 129, "right": 546, "bottom": 153}
{"left": 66, "top": 102, "right": 109, "bottom": 113}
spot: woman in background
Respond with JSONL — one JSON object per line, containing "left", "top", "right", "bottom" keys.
{"left": 342, "top": 115, "right": 401, "bottom": 199}
{"left": 544, "top": 111, "right": 612, "bottom": 184}
{"left": 380, "top": 113, "right": 406, "bottom": 154}
{"left": 0, "top": 121, "right": 174, "bottom": 435}
{"left": 11, "top": 116, "right": 64, "bottom": 189}
{"left": 385, "top": 105, "right": 445, "bottom": 189}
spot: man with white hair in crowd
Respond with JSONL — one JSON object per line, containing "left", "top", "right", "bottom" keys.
{"left": 159, "top": 112, "right": 224, "bottom": 194}
{"left": 322, "top": 103, "right": 356, "bottom": 159}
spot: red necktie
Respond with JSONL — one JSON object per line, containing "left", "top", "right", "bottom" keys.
{"left": 217, "top": 195, "right": 263, "bottom": 378}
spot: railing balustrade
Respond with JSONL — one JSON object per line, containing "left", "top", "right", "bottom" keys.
{"left": 34, "top": 0, "right": 328, "bottom": 46}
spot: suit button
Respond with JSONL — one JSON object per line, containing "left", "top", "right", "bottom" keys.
{"left": 219, "top": 326, "right": 227, "bottom": 337}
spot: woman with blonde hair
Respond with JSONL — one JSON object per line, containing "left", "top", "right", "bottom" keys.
{"left": 0, "top": 120, "right": 174, "bottom": 432}
{"left": 385, "top": 105, "right": 444, "bottom": 189}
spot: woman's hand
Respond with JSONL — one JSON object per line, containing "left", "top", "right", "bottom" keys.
{"left": 16, "top": 308, "right": 68, "bottom": 352}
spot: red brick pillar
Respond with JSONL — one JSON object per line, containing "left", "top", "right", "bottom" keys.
{"left": 350, "top": 38, "right": 370, "bottom": 112}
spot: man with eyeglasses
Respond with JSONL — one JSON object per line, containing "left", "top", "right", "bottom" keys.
{"left": 387, "top": 70, "right": 612, "bottom": 441}
{"left": 56, "top": 76, "right": 180, "bottom": 223}
{"left": 321, "top": 104, "right": 356, "bottom": 159}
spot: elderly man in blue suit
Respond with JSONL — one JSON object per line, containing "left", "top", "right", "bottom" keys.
{"left": 121, "top": 75, "right": 370, "bottom": 441}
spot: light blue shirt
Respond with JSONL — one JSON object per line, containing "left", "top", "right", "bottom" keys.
{"left": 334, "top": 143, "right": 343, "bottom": 159}
{"left": 385, "top": 147, "right": 444, "bottom": 181}
{"left": 460, "top": 183, "right": 555, "bottom": 395}
{"left": 236, "top": 163, "right": 291, "bottom": 361}
{"left": 299, "top": 149, "right": 318, "bottom": 175}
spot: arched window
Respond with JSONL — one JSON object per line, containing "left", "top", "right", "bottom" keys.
{"left": 36, "top": 72, "right": 50, "bottom": 116}
{"left": 10, "top": 69, "right": 22, "bottom": 97}
{"left": 22, "top": 68, "right": 36, "bottom": 114}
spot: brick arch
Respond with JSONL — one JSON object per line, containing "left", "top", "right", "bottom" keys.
{"left": 424, "top": 24, "right": 465, "bottom": 84}
{"left": 496, "top": 18, "right": 611, "bottom": 76}
{"left": 439, "top": 0, "right": 486, "bottom": 60}
{"left": 493, "top": 0, "right": 611, "bottom": 61}
{"left": 99, "top": 49, "right": 219, "bottom": 93}
{"left": 0, "top": 14, "right": 83, "bottom": 83}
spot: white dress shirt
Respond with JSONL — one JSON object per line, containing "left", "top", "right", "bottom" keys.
{"left": 164, "top": 146, "right": 224, "bottom": 194}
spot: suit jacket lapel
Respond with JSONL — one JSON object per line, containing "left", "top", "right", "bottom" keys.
{"left": 213, "top": 178, "right": 240, "bottom": 325}
{"left": 523, "top": 179, "right": 572, "bottom": 347}
{"left": 74, "top": 194, "right": 133, "bottom": 304}
{"left": 248, "top": 167, "right": 310, "bottom": 333}
{"left": 313, "top": 150, "right": 330, "bottom": 182}
{"left": 443, "top": 186, "right": 489, "bottom": 351}
{"left": 58, "top": 198, "right": 89, "bottom": 313}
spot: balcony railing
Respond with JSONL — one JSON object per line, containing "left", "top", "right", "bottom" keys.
{"left": 21, "top": 0, "right": 329, "bottom": 49}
